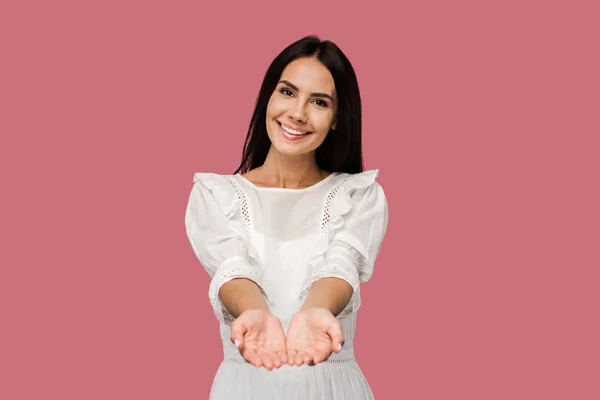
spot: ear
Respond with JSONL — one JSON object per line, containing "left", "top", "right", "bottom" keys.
{"left": 331, "top": 120, "right": 337, "bottom": 131}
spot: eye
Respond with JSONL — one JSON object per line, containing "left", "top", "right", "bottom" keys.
{"left": 279, "top": 88, "right": 294, "bottom": 97}
{"left": 313, "top": 99, "right": 329, "bottom": 108}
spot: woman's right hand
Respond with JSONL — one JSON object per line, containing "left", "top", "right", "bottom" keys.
{"left": 230, "top": 309, "right": 287, "bottom": 370}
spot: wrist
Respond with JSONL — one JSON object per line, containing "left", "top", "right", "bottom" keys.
{"left": 301, "top": 277, "right": 352, "bottom": 316}
{"left": 220, "top": 278, "right": 271, "bottom": 317}
{"left": 300, "top": 303, "right": 321, "bottom": 311}
{"left": 238, "top": 303, "right": 271, "bottom": 316}
{"left": 298, "top": 305, "right": 332, "bottom": 316}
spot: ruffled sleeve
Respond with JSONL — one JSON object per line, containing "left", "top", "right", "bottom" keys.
{"left": 184, "top": 173, "right": 271, "bottom": 324}
{"left": 301, "top": 170, "right": 388, "bottom": 319}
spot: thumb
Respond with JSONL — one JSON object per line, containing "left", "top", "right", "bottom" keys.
{"left": 230, "top": 319, "right": 248, "bottom": 350}
{"left": 326, "top": 321, "right": 344, "bottom": 353}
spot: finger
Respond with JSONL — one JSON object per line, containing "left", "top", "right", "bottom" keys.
{"left": 272, "top": 351, "right": 283, "bottom": 368}
{"left": 234, "top": 337, "right": 244, "bottom": 351}
{"left": 332, "top": 341, "right": 342, "bottom": 353}
{"left": 275, "top": 348, "right": 287, "bottom": 366}
{"left": 327, "top": 323, "right": 344, "bottom": 353}
{"left": 304, "top": 347, "right": 315, "bottom": 365}
{"left": 309, "top": 347, "right": 322, "bottom": 365}
{"left": 295, "top": 350, "right": 306, "bottom": 366}
{"left": 266, "top": 342, "right": 281, "bottom": 368}
{"left": 246, "top": 350, "right": 263, "bottom": 368}
{"left": 267, "top": 344, "right": 284, "bottom": 368}
{"left": 287, "top": 349, "right": 297, "bottom": 366}
{"left": 312, "top": 345, "right": 328, "bottom": 365}
{"left": 260, "top": 352, "right": 275, "bottom": 371}
{"left": 258, "top": 342, "right": 274, "bottom": 370}
{"left": 302, "top": 353, "right": 312, "bottom": 365}
{"left": 230, "top": 320, "right": 247, "bottom": 350}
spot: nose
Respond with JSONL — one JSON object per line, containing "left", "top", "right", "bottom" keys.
{"left": 289, "top": 103, "right": 307, "bottom": 123}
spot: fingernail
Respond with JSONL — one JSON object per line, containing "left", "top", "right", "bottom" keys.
{"left": 234, "top": 339, "right": 240, "bottom": 348}
{"left": 338, "top": 343, "right": 342, "bottom": 351}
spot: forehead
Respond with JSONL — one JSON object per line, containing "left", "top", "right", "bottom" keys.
{"left": 280, "top": 58, "right": 336, "bottom": 97}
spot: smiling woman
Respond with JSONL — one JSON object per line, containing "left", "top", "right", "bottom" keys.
{"left": 266, "top": 58, "right": 337, "bottom": 155}
{"left": 184, "top": 35, "right": 388, "bottom": 399}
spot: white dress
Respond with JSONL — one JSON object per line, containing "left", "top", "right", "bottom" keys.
{"left": 184, "top": 169, "right": 388, "bottom": 400}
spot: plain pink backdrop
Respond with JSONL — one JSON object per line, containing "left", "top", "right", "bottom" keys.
{"left": 1, "top": 1, "right": 599, "bottom": 399}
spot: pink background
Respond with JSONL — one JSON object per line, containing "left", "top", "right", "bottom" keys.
{"left": 2, "top": 1, "right": 599, "bottom": 399}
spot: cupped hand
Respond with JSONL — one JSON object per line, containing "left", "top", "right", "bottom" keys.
{"left": 285, "top": 307, "right": 344, "bottom": 366}
{"left": 230, "top": 309, "right": 288, "bottom": 370}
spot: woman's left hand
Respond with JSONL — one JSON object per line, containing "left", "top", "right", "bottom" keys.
{"left": 285, "top": 307, "right": 344, "bottom": 366}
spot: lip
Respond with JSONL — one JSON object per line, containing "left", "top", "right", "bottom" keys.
{"left": 278, "top": 121, "right": 310, "bottom": 133}
{"left": 277, "top": 121, "right": 312, "bottom": 140}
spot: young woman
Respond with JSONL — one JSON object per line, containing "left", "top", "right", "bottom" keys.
{"left": 185, "top": 35, "right": 388, "bottom": 399}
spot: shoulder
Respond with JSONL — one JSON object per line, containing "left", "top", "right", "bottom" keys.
{"left": 322, "top": 169, "right": 386, "bottom": 215}
{"left": 192, "top": 172, "right": 238, "bottom": 191}
{"left": 332, "top": 169, "right": 384, "bottom": 195}
{"left": 190, "top": 172, "right": 242, "bottom": 215}
{"left": 192, "top": 172, "right": 230, "bottom": 184}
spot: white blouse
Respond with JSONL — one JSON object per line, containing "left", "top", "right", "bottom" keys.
{"left": 184, "top": 169, "right": 388, "bottom": 399}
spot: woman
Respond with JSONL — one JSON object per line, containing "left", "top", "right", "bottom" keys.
{"left": 185, "top": 35, "right": 388, "bottom": 399}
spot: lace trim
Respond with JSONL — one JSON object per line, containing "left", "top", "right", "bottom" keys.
{"left": 330, "top": 240, "right": 370, "bottom": 283}
{"left": 223, "top": 356, "right": 356, "bottom": 364}
{"left": 209, "top": 259, "right": 260, "bottom": 323}
{"left": 299, "top": 260, "right": 361, "bottom": 320}
{"left": 312, "top": 262, "right": 360, "bottom": 289}
{"left": 222, "top": 176, "right": 251, "bottom": 237}
{"left": 320, "top": 176, "right": 351, "bottom": 238}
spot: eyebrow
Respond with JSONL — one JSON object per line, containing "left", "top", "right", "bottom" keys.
{"left": 278, "top": 80, "right": 334, "bottom": 103}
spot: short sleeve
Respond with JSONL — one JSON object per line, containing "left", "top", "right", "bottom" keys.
{"left": 302, "top": 171, "right": 388, "bottom": 318}
{"left": 184, "top": 173, "right": 270, "bottom": 324}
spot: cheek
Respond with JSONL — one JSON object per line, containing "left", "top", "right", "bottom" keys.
{"left": 266, "top": 97, "right": 285, "bottom": 118}
{"left": 313, "top": 113, "right": 335, "bottom": 134}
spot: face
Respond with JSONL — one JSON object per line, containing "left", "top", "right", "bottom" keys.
{"left": 265, "top": 57, "right": 337, "bottom": 158}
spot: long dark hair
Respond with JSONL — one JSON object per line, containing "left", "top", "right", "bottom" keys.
{"left": 233, "top": 35, "right": 364, "bottom": 175}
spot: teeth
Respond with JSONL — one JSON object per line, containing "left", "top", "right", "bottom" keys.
{"left": 280, "top": 123, "right": 308, "bottom": 136}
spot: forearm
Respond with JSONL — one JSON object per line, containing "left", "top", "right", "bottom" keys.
{"left": 219, "top": 278, "right": 270, "bottom": 318}
{"left": 301, "top": 277, "right": 353, "bottom": 317}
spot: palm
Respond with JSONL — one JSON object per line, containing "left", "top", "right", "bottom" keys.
{"left": 286, "top": 307, "right": 344, "bottom": 366}
{"left": 230, "top": 309, "right": 287, "bottom": 370}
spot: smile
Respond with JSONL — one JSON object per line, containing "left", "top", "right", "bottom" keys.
{"left": 278, "top": 121, "right": 311, "bottom": 140}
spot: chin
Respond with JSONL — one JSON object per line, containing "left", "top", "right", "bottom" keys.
{"left": 268, "top": 135, "right": 322, "bottom": 158}
{"left": 271, "top": 142, "right": 316, "bottom": 158}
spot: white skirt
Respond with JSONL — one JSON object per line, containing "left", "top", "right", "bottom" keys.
{"left": 209, "top": 358, "right": 374, "bottom": 400}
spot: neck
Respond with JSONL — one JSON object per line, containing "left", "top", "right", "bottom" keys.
{"left": 259, "top": 146, "right": 326, "bottom": 189}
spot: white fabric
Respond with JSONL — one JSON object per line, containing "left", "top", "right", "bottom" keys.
{"left": 184, "top": 169, "right": 388, "bottom": 400}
